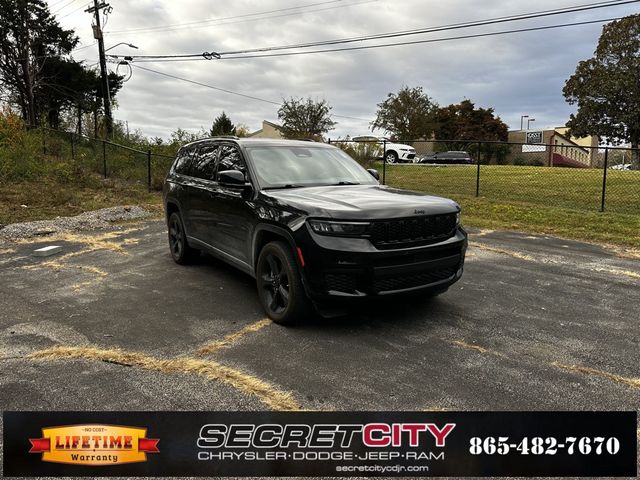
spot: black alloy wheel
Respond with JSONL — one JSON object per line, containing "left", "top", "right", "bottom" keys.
{"left": 167, "top": 211, "right": 197, "bottom": 264}
{"left": 256, "top": 241, "right": 309, "bottom": 325}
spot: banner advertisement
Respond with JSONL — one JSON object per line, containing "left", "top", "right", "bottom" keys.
{"left": 3, "top": 411, "right": 636, "bottom": 477}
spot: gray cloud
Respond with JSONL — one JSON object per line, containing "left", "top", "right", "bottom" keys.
{"left": 57, "top": 0, "right": 639, "bottom": 139}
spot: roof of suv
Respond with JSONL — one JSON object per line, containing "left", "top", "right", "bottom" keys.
{"left": 182, "top": 137, "right": 331, "bottom": 149}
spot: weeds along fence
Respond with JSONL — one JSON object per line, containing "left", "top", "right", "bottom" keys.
{"left": 330, "top": 138, "right": 640, "bottom": 215}
{"left": 34, "top": 126, "right": 176, "bottom": 191}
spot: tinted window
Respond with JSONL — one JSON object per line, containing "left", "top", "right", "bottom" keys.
{"left": 173, "top": 147, "right": 194, "bottom": 175}
{"left": 216, "top": 145, "right": 246, "bottom": 179}
{"left": 191, "top": 143, "right": 219, "bottom": 180}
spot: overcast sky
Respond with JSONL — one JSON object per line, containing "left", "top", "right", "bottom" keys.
{"left": 52, "top": 0, "right": 638, "bottom": 139}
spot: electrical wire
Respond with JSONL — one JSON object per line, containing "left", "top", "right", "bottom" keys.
{"left": 219, "top": 17, "right": 623, "bottom": 60}
{"left": 50, "top": 0, "right": 77, "bottom": 15}
{"left": 104, "top": 0, "right": 377, "bottom": 37}
{"left": 106, "top": 0, "right": 346, "bottom": 34}
{"left": 57, "top": 3, "right": 86, "bottom": 20}
{"left": 129, "top": 63, "right": 372, "bottom": 122}
{"left": 219, "top": 0, "right": 638, "bottom": 56}
{"left": 111, "top": 0, "right": 637, "bottom": 61}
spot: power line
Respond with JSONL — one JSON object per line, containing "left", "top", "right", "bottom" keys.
{"left": 51, "top": 0, "right": 77, "bottom": 15}
{"left": 110, "top": 0, "right": 637, "bottom": 62}
{"left": 219, "top": 0, "right": 638, "bottom": 56}
{"left": 129, "top": 64, "right": 371, "bottom": 122}
{"left": 104, "top": 0, "right": 373, "bottom": 36}
{"left": 58, "top": 3, "right": 88, "bottom": 19}
{"left": 219, "top": 17, "right": 623, "bottom": 60}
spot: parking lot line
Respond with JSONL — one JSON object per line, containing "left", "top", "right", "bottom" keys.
{"left": 448, "top": 339, "right": 506, "bottom": 357}
{"left": 469, "top": 242, "right": 536, "bottom": 261}
{"left": 28, "top": 345, "right": 301, "bottom": 410}
{"left": 197, "top": 318, "right": 272, "bottom": 356}
{"left": 551, "top": 362, "right": 640, "bottom": 389}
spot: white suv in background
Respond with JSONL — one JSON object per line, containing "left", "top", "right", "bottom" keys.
{"left": 352, "top": 136, "right": 417, "bottom": 163}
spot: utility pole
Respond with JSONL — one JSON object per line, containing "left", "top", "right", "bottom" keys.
{"left": 86, "top": 0, "right": 112, "bottom": 138}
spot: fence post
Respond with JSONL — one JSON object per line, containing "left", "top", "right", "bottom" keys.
{"left": 382, "top": 140, "right": 387, "bottom": 185}
{"left": 70, "top": 133, "right": 75, "bottom": 160}
{"left": 475, "top": 142, "right": 481, "bottom": 197}
{"left": 147, "top": 150, "right": 152, "bottom": 192}
{"left": 600, "top": 147, "right": 609, "bottom": 212}
{"left": 327, "top": 138, "right": 331, "bottom": 145}
{"left": 102, "top": 140, "right": 107, "bottom": 178}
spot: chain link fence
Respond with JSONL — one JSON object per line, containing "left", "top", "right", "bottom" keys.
{"left": 331, "top": 138, "right": 640, "bottom": 214}
{"left": 37, "top": 126, "right": 176, "bottom": 191}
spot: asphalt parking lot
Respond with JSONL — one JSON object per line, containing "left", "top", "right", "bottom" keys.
{"left": 1, "top": 220, "right": 638, "bottom": 417}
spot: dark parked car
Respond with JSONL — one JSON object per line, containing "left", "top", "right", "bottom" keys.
{"left": 419, "top": 151, "right": 475, "bottom": 164}
{"left": 163, "top": 138, "right": 467, "bottom": 325}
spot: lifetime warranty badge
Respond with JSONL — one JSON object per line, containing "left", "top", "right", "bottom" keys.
{"left": 28, "top": 424, "right": 159, "bottom": 466}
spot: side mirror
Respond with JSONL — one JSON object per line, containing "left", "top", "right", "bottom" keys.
{"left": 367, "top": 168, "right": 380, "bottom": 180}
{"left": 218, "top": 170, "right": 250, "bottom": 188}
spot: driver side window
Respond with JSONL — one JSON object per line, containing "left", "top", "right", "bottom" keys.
{"left": 216, "top": 144, "right": 246, "bottom": 180}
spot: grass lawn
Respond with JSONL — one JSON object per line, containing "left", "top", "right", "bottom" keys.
{"left": 1, "top": 165, "right": 638, "bottom": 249}
{"left": 384, "top": 165, "right": 640, "bottom": 214}
{"left": 385, "top": 165, "right": 640, "bottom": 248}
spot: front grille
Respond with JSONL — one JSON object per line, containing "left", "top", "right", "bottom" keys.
{"left": 325, "top": 273, "right": 357, "bottom": 293}
{"left": 373, "top": 266, "right": 457, "bottom": 293}
{"left": 369, "top": 214, "right": 456, "bottom": 249}
{"left": 407, "top": 153, "right": 416, "bottom": 159}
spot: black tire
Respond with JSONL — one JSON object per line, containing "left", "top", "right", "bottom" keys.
{"left": 385, "top": 151, "right": 398, "bottom": 164}
{"left": 167, "top": 211, "right": 198, "bottom": 264}
{"left": 256, "top": 241, "right": 309, "bottom": 325}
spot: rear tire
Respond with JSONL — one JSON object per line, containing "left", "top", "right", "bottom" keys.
{"left": 167, "top": 211, "right": 198, "bottom": 264}
{"left": 256, "top": 241, "right": 309, "bottom": 325}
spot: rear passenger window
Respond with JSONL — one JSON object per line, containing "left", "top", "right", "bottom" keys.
{"left": 192, "top": 144, "right": 219, "bottom": 180}
{"left": 173, "top": 147, "right": 196, "bottom": 176}
{"left": 216, "top": 145, "right": 246, "bottom": 178}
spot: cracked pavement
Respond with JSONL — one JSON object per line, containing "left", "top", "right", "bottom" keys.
{"left": 0, "top": 220, "right": 638, "bottom": 475}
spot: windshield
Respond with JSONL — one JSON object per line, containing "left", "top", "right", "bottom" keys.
{"left": 245, "top": 145, "right": 378, "bottom": 189}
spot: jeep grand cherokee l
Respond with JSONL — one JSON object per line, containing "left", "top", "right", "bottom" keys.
{"left": 163, "top": 138, "right": 467, "bottom": 325}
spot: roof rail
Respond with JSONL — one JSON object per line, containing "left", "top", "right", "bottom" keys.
{"left": 210, "top": 135, "right": 240, "bottom": 140}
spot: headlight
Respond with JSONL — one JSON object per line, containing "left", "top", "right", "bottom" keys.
{"left": 308, "top": 220, "right": 370, "bottom": 236}
{"left": 456, "top": 212, "right": 461, "bottom": 227}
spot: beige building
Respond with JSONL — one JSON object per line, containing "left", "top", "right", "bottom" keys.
{"left": 248, "top": 120, "right": 284, "bottom": 139}
{"left": 508, "top": 128, "right": 594, "bottom": 167}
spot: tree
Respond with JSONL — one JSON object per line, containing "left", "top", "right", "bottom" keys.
{"left": 371, "top": 86, "right": 438, "bottom": 141}
{"left": 210, "top": 111, "right": 236, "bottom": 136}
{"left": 277, "top": 97, "right": 336, "bottom": 140}
{"left": 433, "top": 100, "right": 509, "bottom": 162}
{"left": 563, "top": 14, "right": 640, "bottom": 165}
{"left": 0, "top": 0, "right": 78, "bottom": 126}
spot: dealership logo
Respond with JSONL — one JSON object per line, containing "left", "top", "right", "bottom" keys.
{"left": 29, "top": 424, "right": 159, "bottom": 466}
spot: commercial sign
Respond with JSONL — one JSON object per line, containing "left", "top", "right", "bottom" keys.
{"left": 4, "top": 411, "right": 636, "bottom": 477}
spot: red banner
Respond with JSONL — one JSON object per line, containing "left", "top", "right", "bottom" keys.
{"left": 28, "top": 438, "right": 50, "bottom": 453}
{"left": 139, "top": 438, "right": 160, "bottom": 452}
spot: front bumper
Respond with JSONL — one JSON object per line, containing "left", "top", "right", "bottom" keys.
{"left": 294, "top": 226, "right": 467, "bottom": 300}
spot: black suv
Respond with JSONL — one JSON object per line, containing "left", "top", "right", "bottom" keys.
{"left": 163, "top": 138, "right": 467, "bottom": 325}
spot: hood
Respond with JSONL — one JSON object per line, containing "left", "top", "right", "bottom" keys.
{"left": 260, "top": 184, "right": 459, "bottom": 220}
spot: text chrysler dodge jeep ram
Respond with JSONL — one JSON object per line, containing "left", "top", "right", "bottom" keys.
{"left": 163, "top": 138, "right": 467, "bottom": 325}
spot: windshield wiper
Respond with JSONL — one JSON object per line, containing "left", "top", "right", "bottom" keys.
{"left": 263, "top": 184, "right": 306, "bottom": 190}
{"left": 331, "top": 181, "right": 361, "bottom": 186}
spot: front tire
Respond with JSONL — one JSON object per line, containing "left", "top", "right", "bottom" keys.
{"left": 385, "top": 151, "right": 398, "bottom": 164}
{"left": 256, "top": 241, "right": 309, "bottom": 325}
{"left": 167, "top": 211, "right": 198, "bottom": 264}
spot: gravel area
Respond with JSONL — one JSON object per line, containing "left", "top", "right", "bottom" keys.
{"left": 0, "top": 206, "right": 152, "bottom": 240}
